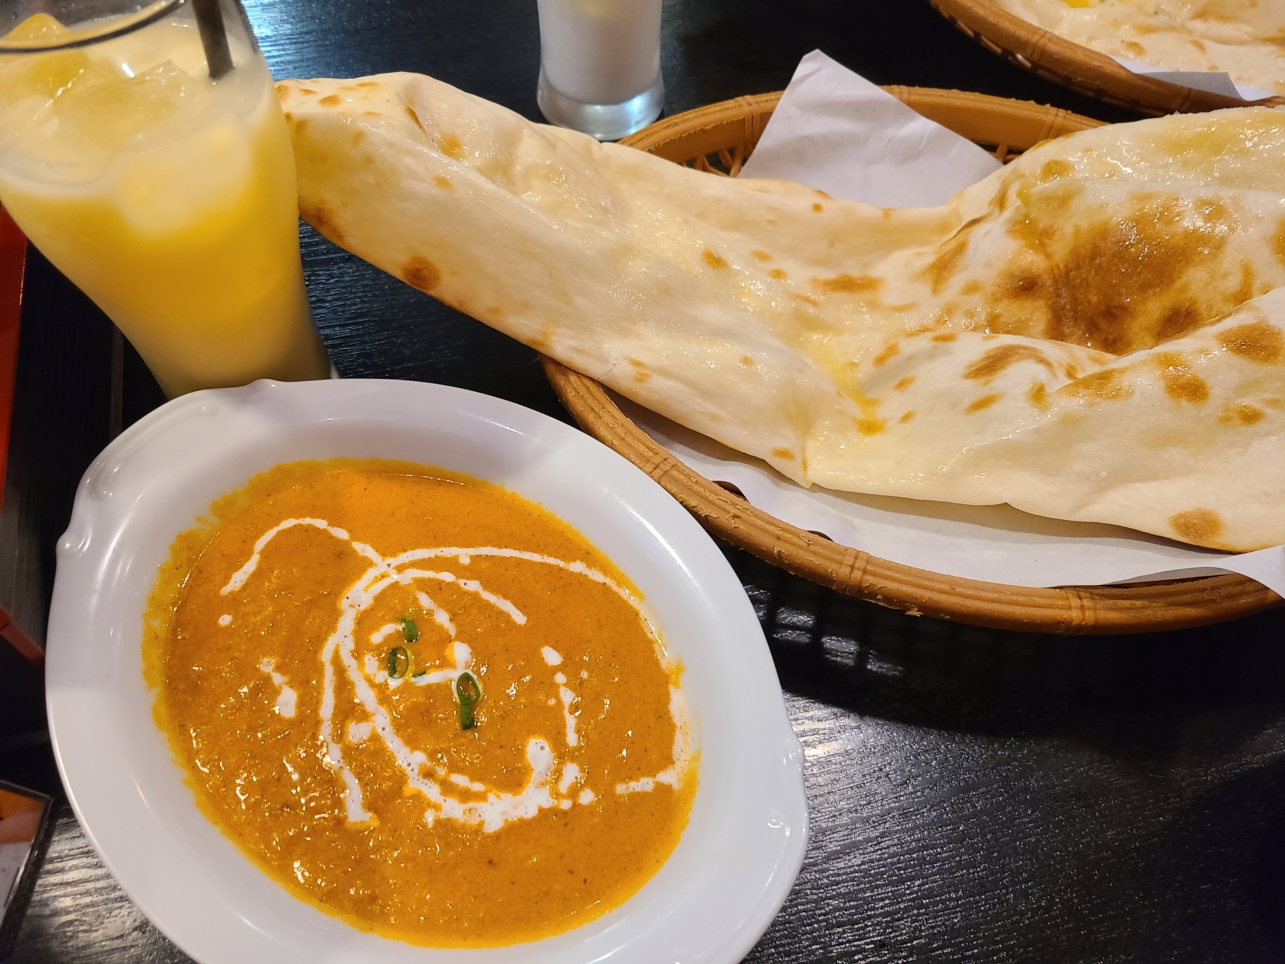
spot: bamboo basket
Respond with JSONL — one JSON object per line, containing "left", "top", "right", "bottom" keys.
{"left": 929, "top": 0, "right": 1285, "bottom": 116}
{"left": 540, "top": 88, "right": 1283, "bottom": 635}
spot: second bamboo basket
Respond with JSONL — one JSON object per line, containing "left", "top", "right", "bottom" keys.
{"left": 929, "top": 0, "right": 1285, "bottom": 116}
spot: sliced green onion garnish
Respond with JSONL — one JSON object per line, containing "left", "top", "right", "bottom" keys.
{"left": 387, "top": 646, "right": 410, "bottom": 679}
{"left": 396, "top": 616, "right": 418, "bottom": 643}
{"left": 455, "top": 672, "right": 481, "bottom": 730}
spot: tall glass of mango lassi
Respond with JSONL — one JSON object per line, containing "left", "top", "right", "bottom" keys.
{"left": 0, "top": 0, "right": 329, "bottom": 397}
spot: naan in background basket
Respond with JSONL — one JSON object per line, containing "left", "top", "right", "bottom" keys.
{"left": 277, "top": 74, "right": 1285, "bottom": 553}
{"left": 990, "top": 0, "right": 1285, "bottom": 96}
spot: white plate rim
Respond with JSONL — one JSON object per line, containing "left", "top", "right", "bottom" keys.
{"left": 44, "top": 378, "right": 808, "bottom": 964}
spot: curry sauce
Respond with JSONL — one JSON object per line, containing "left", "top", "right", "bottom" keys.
{"left": 143, "top": 459, "right": 696, "bottom": 946}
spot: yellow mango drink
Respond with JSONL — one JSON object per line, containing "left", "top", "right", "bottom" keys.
{"left": 0, "top": 3, "right": 329, "bottom": 397}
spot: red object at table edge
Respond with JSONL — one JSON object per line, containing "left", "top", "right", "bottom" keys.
{"left": 0, "top": 204, "right": 23, "bottom": 514}
{"left": 0, "top": 205, "right": 38, "bottom": 667}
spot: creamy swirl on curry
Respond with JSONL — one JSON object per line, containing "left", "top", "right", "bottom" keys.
{"left": 144, "top": 459, "right": 696, "bottom": 947}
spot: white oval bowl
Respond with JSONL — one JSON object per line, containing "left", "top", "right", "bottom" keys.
{"left": 45, "top": 378, "right": 807, "bottom": 964}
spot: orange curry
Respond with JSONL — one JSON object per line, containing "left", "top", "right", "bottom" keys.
{"left": 143, "top": 459, "right": 695, "bottom": 946}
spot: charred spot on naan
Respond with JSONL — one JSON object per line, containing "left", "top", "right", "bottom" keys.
{"left": 402, "top": 256, "right": 441, "bottom": 292}
{"left": 1154, "top": 352, "right": 1210, "bottom": 403}
{"left": 1218, "top": 318, "right": 1283, "bottom": 362}
{"left": 702, "top": 250, "right": 728, "bottom": 269}
{"left": 1007, "top": 188, "right": 1238, "bottom": 354}
{"left": 813, "top": 274, "right": 882, "bottom": 295}
{"left": 1219, "top": 402, "right": 1266, "bottom": 425}
{"left": 872, "top": 342, "right": 900, "bottom": 368}
{"left": 999, "top": 270, "right": 1044, "bottom": 304}
{"left": 964, "top": 394, "right": 1003, "bottom": 413}
{"left": 1063, "top": 204, "right": 1223, "bottom": 352}
{"left": 301, "top": 200, "right": 345, "bottom": 244}
{"left": 437, "top": 132, "right": 467, "bottom": 159}
{"left": 1038, "top": 159, "right": 1075, "bottom": 183}
{"left": 1169, "top": 508, "right": 1224, "bottom": 547}
{"left": 1063, "top": 368, "right": 1133, "bottom": 403}
{"left": 854, "top": 418, "right": 886, "bottom": 436}
{"left": 1155, "top": 302, "right": 1203, "bottom": 343}
{"left": 962, "top": 344, "right": 1057, "bottom": 383}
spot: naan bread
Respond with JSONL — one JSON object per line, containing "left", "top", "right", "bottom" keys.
{"left": 277, "top": 73, "right": 1285, "bottom": 551}
{"left": 990, "top": 0, "right": 1285, "bottom": 95}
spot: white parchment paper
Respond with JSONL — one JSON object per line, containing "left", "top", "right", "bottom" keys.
{"left": 738, "top": 51, "right": 1002, "bottom": 205}
{"left": 1109, "top": 55, "right": 1273, "bottom": 102}
{"left": 637, "top": 51, "right": 1285, "bottom": 597}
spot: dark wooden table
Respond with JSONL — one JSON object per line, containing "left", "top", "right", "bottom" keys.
{"left": 4, "top": 1, "right": 1285, "bottom": 961}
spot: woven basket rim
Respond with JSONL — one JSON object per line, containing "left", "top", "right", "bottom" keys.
{"left": 541, "top": 87, "right": 1282, "bottom": 634}
{"left": 928, "top": 0, "right": 1285, "bottom": 116}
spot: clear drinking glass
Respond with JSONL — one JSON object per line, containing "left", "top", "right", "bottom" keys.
{"left": 536, "top": 0, "right": 664, "bottom": 141}
{"left": 0, "top": 0, "right": 330, "bottom": 397}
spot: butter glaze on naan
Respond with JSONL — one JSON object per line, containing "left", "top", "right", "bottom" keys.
{"left": 277, "top": 74, "right": 1285, "bottom": 551}
{"left": 990, "top": 0, "right": 1285, "bottom": 95}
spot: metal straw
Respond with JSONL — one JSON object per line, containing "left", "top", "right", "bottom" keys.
{"left": 191, "top": 0, "right": 232, "bottom": 80}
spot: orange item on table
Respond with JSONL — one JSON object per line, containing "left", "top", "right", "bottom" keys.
{"left": 0, "top": 787, "right": 42, "bottom": 845}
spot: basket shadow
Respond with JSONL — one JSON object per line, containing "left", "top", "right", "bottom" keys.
{"left": 725, "top": 542, "right": 1285, "bottom": 758}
